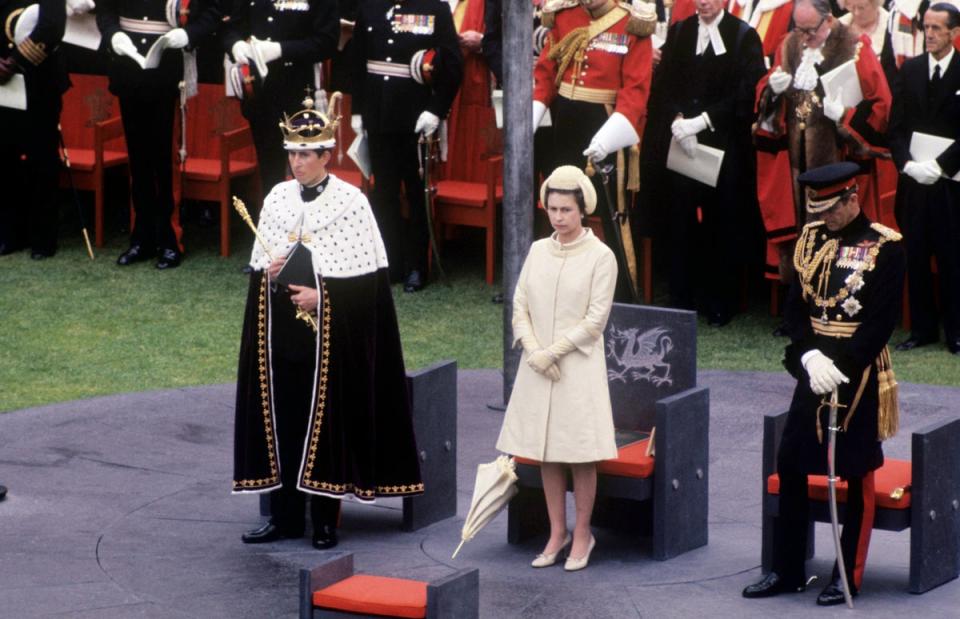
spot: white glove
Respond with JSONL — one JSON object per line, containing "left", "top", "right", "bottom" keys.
{"left": 802, "top": 350, "right": 849, "bottom": 395}
{"left": 920, "top": 159, "right": 943, "bottom": 183}
{"left": 415, "top": 110, "right": 440, "bottom": 136}
{"left": 527, "top": 349, "right": 560, "bottom": 379}
{"left": 823, "top": 88, "right": 845, "bottom": 123}
{"left": 111, "top": 32, "right": 139, "bottom": 58}
{"left": 255, "top": 39, "right": 282, "bottom": 64}
{"left": 678, "top": 134, "right": 698, "bottom": 158}
{"left": 162, "top": 28, "right": 189, "bottom": 50}
{"left": 66, "top": 0, "right": 95, "bottom": 16}
{"left": 583, "top": 111, "right": 639, "bottom": 162}
{"left": 533, "top": 100, "right": 547, "bottom": 130}
{"left": 768, "top": 67, "right": 792, "bottom": 95}
{"left": 903, "top": 161, "right": 940, "bottom": 185}
{"left": 671, "top": 114, "right": 708, "bottom": 140}
{"left": 231, "top": 40, "right": 253, "bottom": 65}
{"left": 351, "top": 114, "right": 364, "bottom": 136}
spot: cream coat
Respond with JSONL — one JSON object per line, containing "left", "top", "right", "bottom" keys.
{"left": 496, "top": 230, "right": 618, "bottom": 463}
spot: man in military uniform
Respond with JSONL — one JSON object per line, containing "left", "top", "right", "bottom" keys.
{"left": 742, "top": 162, "right": 906, "bottom": 606}
{"left": 225, "top": 0, "right": 339, "bottom": 194}
{"left": 0, "top": 0, "right": 67, "bottom": 259}
{"left": 534, "top": 0, "right": 655, "bottom": 302}
{"left": 350, "top": 0, "right": 463, "bottom": 292}
{"left": 97, "top": 0, "right": 222, "bottom": 269}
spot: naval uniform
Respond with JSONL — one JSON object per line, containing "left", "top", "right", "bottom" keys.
{"left": 774, "top": 211, "right": 905, "bottom": 594}
{"left": 96, "top": 0, "right": 221, "bottom": 255}
{"left": 0, "top": 0, "right": 67, "bottom": 257}
{"left": 350, "top": 0, "right": 463, "bottom": 281}
{"left": 223, "top": 0, "right": 338, "bottom": 191}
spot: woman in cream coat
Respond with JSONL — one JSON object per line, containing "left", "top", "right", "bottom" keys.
{"left": 496, "top": 166, "right": 618, "bottom": 572}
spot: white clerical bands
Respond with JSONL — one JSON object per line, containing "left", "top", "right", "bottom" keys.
{"left": 118, "top": 17, "right": 173, "bottom": 35}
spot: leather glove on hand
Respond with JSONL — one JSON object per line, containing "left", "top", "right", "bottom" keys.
{"left": 351, "top": 114, "right": 364, "bottom": 136}
{"left": 904, "top": 160, "right": 940, "bottom": 185}
{"left": 768, "top": 67, "right": 792, "bottom": 95}
{"left": 162, "top": 28, "right": 190, "bottom": 50}
{"left": 111, "top": 32, "right": 139, "bottom": 58}
{"left": 415, "top": 110, "right": 440, "bottom": 136}
{"left": 671, "top": 114, "right": 708, "bottom": 141}
{"left": 66, "top": 0, "right": 96, "bottom": 16}
{"left": 802, "top": 350, "right": 849, "bottom": 395}
{"left": 231, "top": 40, "right": 253, "bottom": 65}
{"left": 823, "top": 89, "right": 845, "bottom": 123}
{"left": 532, "top": 100, "right": 547, "bottom": 130}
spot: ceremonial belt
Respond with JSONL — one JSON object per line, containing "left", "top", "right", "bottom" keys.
{"left": 558, "top": 82, "right": 617, "bottom": 105}
{"left": 366, "top": 60, "right": 411, "bottom": 78}
{"left": 119, "top": 17, "right": 173, "bottom": 35}
{"left": 810, "top": 317, "right": 860, "bottom": 338}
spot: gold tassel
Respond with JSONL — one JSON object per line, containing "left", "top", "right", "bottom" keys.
{"left": 627, "top": 144, "right": 640, "bottom": 192}
{"left": 548, "top": 26, "right": 591, "bottom": 87}
{"left": 876, "top": 346, "right": 899, "bottom": 440}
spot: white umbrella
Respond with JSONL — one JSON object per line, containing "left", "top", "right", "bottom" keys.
{"left": 451, "top": 455, "right": 519, "bottom": 559}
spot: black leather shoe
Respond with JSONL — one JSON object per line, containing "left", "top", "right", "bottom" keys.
{"left": 816, "top": 576, "right": 857, "bottom": 606}
{"left": 241, "top": 523, "right": 291, "bottom": 544}
{"left": 895, "top": 336, "right": 936, "bottom": 351}
{"left": 772, "top": 323, "right": 789, "bottom": 338}
{"left": 403, "top": 270, "right": 424, "bottom": 293}
{"left": 312, "top": 525, "right": 338, "bottom": 550}
{"left": 948, "top": 340, "right": 960, "bottom": 355}
{"left": 117, "top": 244, "right": 154, "bottom": 266}
{"left": 742, "top": 572, "right": 806, "bottom": 598}
{"left": 0, "top": 484, "right": 7, "bottom": 500}
{"left": 156, "top": 248, "right": 182, "bottom": 270}
{"left": 707, "top": 311, "right": 731, "bottom": 327}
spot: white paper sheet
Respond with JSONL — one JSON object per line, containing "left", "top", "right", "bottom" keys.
{"left": 0, "top": 74, "right": 27, "bottom": 110}
{"left": 666, "top": 138, "right": 725, "bottom": 187}
{"left": 493, "top": 89, "right": 551, "bottom": 129}
{"left": 910, "top": 132, "right": 960, "bottom": 182}
{"left": 347, "top": 133, "right": 372, "bottom": 179}
{"left": 820, "top": 59, "right": 863, "bottom": 109}
{"left": 63, "top": 14, "right": 101, "bottom": 50}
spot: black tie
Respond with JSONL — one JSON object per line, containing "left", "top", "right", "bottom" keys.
{"left": 929, "top": 64, "right": 943, "bottom": 107}
{"left": 300, "top": 183, "right": 321, "bottom": 202}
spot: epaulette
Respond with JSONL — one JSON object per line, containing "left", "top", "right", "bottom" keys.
{"left": 870, "top": 222, "right": 902, "bottom": 241}
{"left": 623, "top": 1, "right": 657, "bottom": 38}
{"left": 802, "top": 220, "right": 825, "bottom": 230}
{"left": 541, "top": 0, "right": 579, "bottom": 29}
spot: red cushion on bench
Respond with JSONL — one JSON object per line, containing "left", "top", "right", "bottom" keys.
{"left": 767, "top": 459, "right": 912, "bottom": 510}
{"left": 515, "top": 439, "right": 655, "bottom": 479}
{"left": 312, "top": 574, "right": 427, "bottom": 619}
{"left": 65, "top": 149, "right": 128, "bottom": 171}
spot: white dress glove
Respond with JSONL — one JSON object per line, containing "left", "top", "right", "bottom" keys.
{"left": 162, "top": 28, "right": 189, "bottom": 50}
{"left": 533, "top": 100, "right": 547, "bottom": 130}
{"left": 802, "top": 349, "right": 849, "bottom": 395}
{"left": 671, "top": 114, "right": 708, "bottom": 140}
{"left": 231, "top": 40, "right": 253, "bottom": 65}
{"left": 678, "top": 135, "right": 698, "bottom": 157}
{"left": 255, "top": 40, "right": 282, "bottom": 64}
{"left": 823, "top": 88, "right": 845, "bottom": 123}
{"left": 527, "top": 349, "right": 560, "bottom": 381}
{"left": 111, "top": 32, "right": 139, "bottom": 58}
{"left": 768, "top": 67, "right": 792, "bottom": 95}
{"left": 351, "top": 114, "right": 364, "bottom": 136}
{"left": 583, "top": 140, "right": 608, "bottom": 162}
{"left": 583, "top": 111, "right": 639, "bottom": 162}
{"left": 66, "top": 0, "right": 96, "bottom": 16}
{"left": 415, "top": 110, "right": 440, "bottom": 136}
{"left": 903, "top": 161, "right": 940, "bottom": 185}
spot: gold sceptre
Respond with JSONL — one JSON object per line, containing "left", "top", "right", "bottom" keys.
{"left": 232, "top": 196, "right": 318, "bottom": 332}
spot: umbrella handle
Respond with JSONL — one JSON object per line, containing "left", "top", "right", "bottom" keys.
{"left": 451, "top": 539, "right": 466, "bottom": 560}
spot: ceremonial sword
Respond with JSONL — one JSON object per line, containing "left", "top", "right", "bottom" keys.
{"left": 827, "top": 388, "right": 854, "bottom": 608}
{"left": 418, "top": 132, "right": 448, "bottom": 285}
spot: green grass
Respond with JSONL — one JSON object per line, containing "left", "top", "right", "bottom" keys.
{"left": 1, "top": 222, "right": 957, "bottom": 412}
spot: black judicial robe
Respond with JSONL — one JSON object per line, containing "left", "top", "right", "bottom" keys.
{"left": 233, "top": 175, "right": 423, "bottom": 500}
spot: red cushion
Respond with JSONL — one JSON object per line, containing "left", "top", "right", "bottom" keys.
{"left": 435, "top": 180, "right": 503, "bottom": 207}
{"left": 65, "top": 149, "right": 128, "bottom": 171}
{"left": 312, "top": 574, "right": 427, "bottom": 619}
{"left": 767, "top": 459, "right": 912, "bottom": 510}
{"left": 515, "top": 439, "right": 655, "bottom": 479}
{"left": 183, "top": 158, "right": 257, "bottom": 181}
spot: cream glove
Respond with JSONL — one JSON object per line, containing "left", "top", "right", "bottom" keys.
{"left": 255, "top": 39, "right": 282, "bottom": 64}
{"left": 903, "top": 161, "right": 939, "bottom": 185}
{"left": 584, "top": 112, "right": 639, "bottom": 162}
{"left": 162, "top": 29, "right": 189, "bottom": 50}
{"left": 533, "top": 100, "right": 547, "bottom": 130}
{"left": 545, "top": 337, "right": 577, "bottom": 359}
{"left": 671, "top": 113, "right": 709, "bottom": 140}
{"left": 802, "top": 349, "right": 849, "bottom": 395}
{"left": 351, "top": 114, "right": 364, "bottom": 135}
{"left": 768, "top": 67, "right": 792, "bottom": 95}
{"left": 677, "top": 134, "right": 698, "bottom": 158}
{"left": 823, "top": 89, "right": 845, "bottom": 123}
{"left": 111, "top": 32, "right": 138, "bottom": 58}
{"left": 415, "top": 110, "right": 440, "bottom": 136}
{"left": 66, "top": 0, "right": 96, "bottom": 16}
{"left": 231, "top": 40, "right": 253, "bottom": 65}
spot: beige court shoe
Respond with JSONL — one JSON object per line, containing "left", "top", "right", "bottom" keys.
{"left": 531, "top": 532, "right": 572, "bottom": 568}
{"left": 563, "top": 535, "right": 596, "bottom": 572}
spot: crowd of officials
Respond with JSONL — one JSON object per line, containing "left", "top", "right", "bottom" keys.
{"left": 1, "top": 0, "right": 959, "bottom": 347}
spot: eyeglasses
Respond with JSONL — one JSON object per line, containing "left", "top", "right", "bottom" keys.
{"left": 795, "top": 16, "right": 827, "bottom": 37}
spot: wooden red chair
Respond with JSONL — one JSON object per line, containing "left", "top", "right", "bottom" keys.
{"left": 179, "top": 84, "right": 260, "bottom": 257}
{"left": 59, "top": 74, "right": 129, "bottom": 247}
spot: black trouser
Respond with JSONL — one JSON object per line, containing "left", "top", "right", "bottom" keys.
{"left": 118, "top": 94, "right": 177, "bottom": 252}
{"left": 368, "top": 131, "right": 427, "bottom": 280}
{"left": 773, "top": 469, "right": 876, "bottom": 590}
{"left": 0, "top": 93, "right": 62, "bottom": 254}
{"left": 269, "top": 355, "right": 341, "bottom": 536}
{"left": 898, "top": 188, "right": 960, "bottom": 344}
